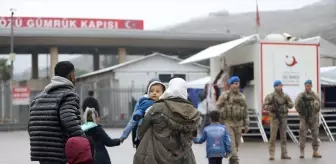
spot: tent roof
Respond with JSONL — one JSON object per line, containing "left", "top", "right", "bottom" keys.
{"left": 320, "top": 66, "right": 336, "bottom": 86}
{"left": 180, "top": 34, "right": 258, "bottom": 64}
{"left": 186, "top": 76, "right": 211, "bottom": 89}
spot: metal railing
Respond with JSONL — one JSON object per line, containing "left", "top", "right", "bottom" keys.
{"left": 286, "top": 124, "right": 299, "bottom": 144}
{"left": 1, "top": 84, "right": 145, "bottom": 126}
{"left": 242, "top": 109, "right": 268, "bottom": 142}
{"left": 286, "top": 108, "right": 335, "bottom": 143}
{"left": 320, "top": 109, "right": 335, "bottom": 141}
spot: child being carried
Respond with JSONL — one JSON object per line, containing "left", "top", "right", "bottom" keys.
{"left": 132, "top": 81, "right": 166, "bottom": 121}
{"left": 120, "top": 80, "right": 166, "bottom": 148}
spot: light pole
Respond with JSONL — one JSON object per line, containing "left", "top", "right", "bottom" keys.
{"left": 9, "top": 8, "right": 16, "bottom": 123}
{"left": 9, "top": 8, "right": 16, "bottom": 77}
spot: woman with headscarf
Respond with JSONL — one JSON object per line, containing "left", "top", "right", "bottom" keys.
{"left": 133, "top": 78, "right": 201, "bottom": 164}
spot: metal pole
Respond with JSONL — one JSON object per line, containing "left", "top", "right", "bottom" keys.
{"left": 255, "top": 0, "right": 259, "bottom": 34}
{"left": 10, "top": 9, "right": 14, "bottom": 76}
{"left": 46, "top": 54, "right": 49, "bottom": 79}
{"left": 1, "top": 82, "right": 5, "bottom": 123}
{"left": 9, "top": 8, "right": 16, "bottom": 122}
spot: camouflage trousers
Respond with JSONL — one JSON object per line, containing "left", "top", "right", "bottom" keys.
{"left": 226, "top": 126, "right": 242, "bottom": 164}
{"left": 269, "top": 117, "right": 288, "bottom": 157}
{"left": 299, "top": 117, "right": 319, "bottom": 151}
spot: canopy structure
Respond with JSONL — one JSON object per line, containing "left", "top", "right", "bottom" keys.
{"left": 179, "top": 34, "right": 259, "bottom": 64}
{"left": 321, "top": 77, "right": 336, "bottom": 86}
{"left": 321, "top": 66, "right": 336, "bottom": 74}
{"left": 180, "top": 35, "right": 336, "bottom": 65}
{"left": 181, "top": 35, "right": 336, "bottom": 86}
{"left": 320, "top": 66, "right": 336, "bottom": 86}
{"left": 186, "top": 76, "right": 211, "bottom": 89}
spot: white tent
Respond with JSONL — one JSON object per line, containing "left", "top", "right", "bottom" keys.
{"left": 179, "top": 34, "right": 258, "bottom": 64}
{"left": 320, "top": 66, "right": 336, "bottom": 86}
{"left": 186, "top": 76, "right": 211, "bottom": 89}
{"left": 321, "top": 77, "right": 336, "bottom": 86}
{"left": 321, "top": 66, "right": 336, "bottom": 74}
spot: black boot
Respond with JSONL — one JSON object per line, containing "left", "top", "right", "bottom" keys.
{"left": 229, "top": 156, "right": 239, "bottom": 164}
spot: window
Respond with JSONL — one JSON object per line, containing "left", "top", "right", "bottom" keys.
{"left": 172, "top": 74, "right": 186, "bottom": 80}
{"left": 159, "top": 74, "right": 172, "bottom": 83}
{"left": 159, "top": 73, "right": 186, "bottom": 83}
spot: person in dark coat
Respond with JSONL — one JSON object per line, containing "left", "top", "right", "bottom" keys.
{"left": 81, "top": 107, "right": 121, "bottom": 164}
{"left": 28, "top": 61, "right": 85, "bottom": 164}
{"left": 82, "top": 90, "right": 100, "bottom": 115}
{"left": 65, "top": 136, "right": 93, "bottom": 164}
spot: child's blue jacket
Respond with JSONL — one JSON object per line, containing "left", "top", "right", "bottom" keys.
{"left": 193, "top": 123, "right": 232, "bottom": 158}
{"left": 120, "top": 95, "right": 153, "bottom": 140}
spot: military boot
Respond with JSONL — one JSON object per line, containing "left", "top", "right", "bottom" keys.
{"left": 281, "top": 154, "right": 291, "bottom": 160}
{"left": 312, "top": 151, "right": 322, "bottom": 158}
{"left": 299, "top": 149, "right": 304, "bottom": 159}
{"left": 229, "top": 156, "right": 239, "bottom": 164}
{"left": 269, "top": 152, "right": 275, "bottom": 160}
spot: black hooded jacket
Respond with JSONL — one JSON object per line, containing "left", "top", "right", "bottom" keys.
{"left": 82, "top": 123, "right": 120, "bottom": 164}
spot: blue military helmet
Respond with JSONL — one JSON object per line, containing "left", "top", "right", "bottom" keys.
{"left": 304, "top": 79, "right": 312, "bottom": 85}
{"left": 273, "top": 80, "right": 282, "bottom": 87}
{"left": 228, "top": 76, "right": 240, "bottom": 85}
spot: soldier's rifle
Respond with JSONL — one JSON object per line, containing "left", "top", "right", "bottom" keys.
{"left": 272, "top": 95, "right": 282, "bottom": 125}
{"left": 299, "top": 95, "right": 311, "bottom": 122}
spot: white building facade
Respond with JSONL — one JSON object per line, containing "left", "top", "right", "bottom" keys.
{"left": 113, "top": 53, "right": 209, "bottom": 89}
{"left": 76, "top": 53, "right": 209, "bottom": 121}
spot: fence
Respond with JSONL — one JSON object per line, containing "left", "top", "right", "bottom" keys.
{"left": 0, "top": 81, "right": 41, "bottom": 124}
{"left": 2, "top": 82, "right": 336, "bottom": 128}
{"left": 78, "top": 86, "right": 145, "bottom": 123}
{"left": 0, "top": 82, "right": 146, "bottom": 127}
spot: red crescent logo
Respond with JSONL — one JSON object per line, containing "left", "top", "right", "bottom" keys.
{"left": 285, "top": 55, "right": 297, "bottom": 67}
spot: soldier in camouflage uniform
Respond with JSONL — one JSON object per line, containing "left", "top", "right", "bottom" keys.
{"left": 263, "top": 80, "right": 293, "bottom": 160}
{"left": 295, "top": 79, "right": 322, "bottom": 159}
{"left": 216, "top": 76, "right": 249, "bottom": 164}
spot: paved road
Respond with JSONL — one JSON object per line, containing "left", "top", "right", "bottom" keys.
{"left": 0, "top": 128, "right": 334, "bottom": 164}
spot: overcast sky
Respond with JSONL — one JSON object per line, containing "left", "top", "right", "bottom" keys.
{"left": 0, "top": 0, "right": 320, "bottom": 74}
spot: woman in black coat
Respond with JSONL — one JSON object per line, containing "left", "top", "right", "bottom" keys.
{"left": 81, "top": 108, "right": 121, "bottom": 164}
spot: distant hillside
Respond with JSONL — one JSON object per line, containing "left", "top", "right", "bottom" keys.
{"left": 166, "top": 0, "right": 336, "bottom": 44}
